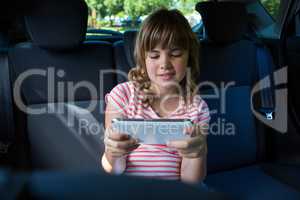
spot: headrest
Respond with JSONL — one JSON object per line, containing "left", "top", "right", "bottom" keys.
{"left": 0, "top": 33, "right": 9, "bottom": 48}
{"left": 0, "top": 1, "right": 30, "bottom": 20}
{"left": 196, "top": 1, "right": 248, "bottom": 45}
{"left": 25, "top": 0, "right": 88, "bottom": 50}
{"left": 123, "top": 30, "right": 137, "bottom": 67}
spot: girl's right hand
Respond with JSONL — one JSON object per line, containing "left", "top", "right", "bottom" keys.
{"left": 103, "top": 128, "right": 140, "bottom": 163}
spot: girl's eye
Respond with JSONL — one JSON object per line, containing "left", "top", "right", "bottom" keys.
{"left": 148, "top": 53, "right": 159, "bottom": 59}
{"left": 171, "top": 49, "right": 183, "bottom": 57}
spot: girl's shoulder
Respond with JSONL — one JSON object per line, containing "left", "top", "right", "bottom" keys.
{"left": 185, "top": 94, "right": 210, "bottom": 125}
{"left": 109, "top": 81, "right": 142, "bottom": 103}
{"left": 186, "top": 94, "right": 208, "bottom": 110}
{"left": 105, "top": 81, "right": 138, "bottom": 115}
{"left": 110, "top": 81, "right": 135, "bottom": 95}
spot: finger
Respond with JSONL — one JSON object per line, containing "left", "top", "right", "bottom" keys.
{"left": 184, "top": 123, "right": 209, "bottom": 136}
{"left": 106, "top": 150, "right": 127, "bottom": 158}
{"left": 128, "top": 143, "right": 141, "bottom": 151}
{"left": 105, "top": 137, "right": 138, "bottom": 150}
{"left": 183, "top": 126, "right": 194, "bottom": 136}
{"left": 105, "top": 143, "right": 140, "bottom": 157}
{"left": 190, "top": 125, "right": 204, "bottom": 137}
{"left": 105, "top": 137, "right": 129, "bottom": 150}
{"left": 178, "top": 151, "right": 203, "bottom": 159}
{"left": 197, "top": 124, "right": 209, "bottom": 136}
{"left": 187, "top": 135, "right": 206, "bottom": 149}
{"left": 108, "top": 130, "right": 130, "bottom": 141}
{"left": 176, "top": 147, "right": 194, "bottom": 155}
{"left": 177, "top": 144, "right": 206, "bottom": 154}
{"left": 200, "top": 125, "right": 209, "bottom": 136}
{"left": 105, "top": 146, "right": 127, "bottom": 158}
{"left": 105, "top": 127, "right": 129, "bottom": 139}
{"left": 184, "top": 125, "right": 203, "bottom": 137}
{"left": 176, "top": 144, "right": 207, "bottom": 158}
{"left": 167, "top": 139, "right": 189, "bottom": 149}
{"left": 106, "top": 140, "right": 140, "bottom": 151}
{"left": 191, "top": 126, "right": 208, "bottom": 138}
{"left": 105, "top": 146, "right": 128, "bottom": 155}
{"left": 167, "top": 136, "right": 205, "bottom": 149}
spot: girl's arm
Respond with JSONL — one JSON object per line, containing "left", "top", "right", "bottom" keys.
{"left": 181, "top": 155, "right": 207, "bottom": 184}
{"left": 102, "top": 83, "right": 139, "bottom": 174}
{"left": 167, "top": 126, "right": 208, "bottom": 184}
{"left": 101, "top": 101, "right": 127, "bottom": 174}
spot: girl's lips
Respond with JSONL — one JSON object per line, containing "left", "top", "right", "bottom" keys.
{"left": 158, "top": 72, "right": 176, "bottom": 76}
{"left": 159, "top": 73, "right": 175, "bottom": 80}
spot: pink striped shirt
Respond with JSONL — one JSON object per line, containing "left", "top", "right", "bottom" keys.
{"left": 105, "top": 81, "right": 210, "bottom": 180}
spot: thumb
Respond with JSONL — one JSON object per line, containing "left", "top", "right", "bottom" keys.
{"left": 183, "top": 126, "right": 194, "bottom": 135}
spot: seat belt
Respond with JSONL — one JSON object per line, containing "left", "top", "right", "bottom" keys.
{"left": 256, "top": 43, "right": 275, "bottom": 120}
{"left": 295, "top": 1, "right": 300, "bottom": 36}
{"left": 0, "top": 51, "right": 15, "bottom": 159}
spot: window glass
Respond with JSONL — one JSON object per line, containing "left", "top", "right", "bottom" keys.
{"left": 260, "top": 0, "right": 281, "bottom": 20}
{"left": 84, "top": 0, "right": 203, "bottom": 33}
{"left": 247, "top": 1, "right": 281, "bottom": 39}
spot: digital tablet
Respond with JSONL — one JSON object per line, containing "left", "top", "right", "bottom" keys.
{"left": 111, "top": 118, "right": 193, "bottom": 144}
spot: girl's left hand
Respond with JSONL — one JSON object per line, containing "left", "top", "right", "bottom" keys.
{"left": 166, "top": 124, "right": 208, "bottom": 159}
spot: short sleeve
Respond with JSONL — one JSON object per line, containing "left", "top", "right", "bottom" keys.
{"left": 197, "top": 99, "right": 210, "bottom": 128}
{"left": 193, "top": 96, "right": 211, "bottom": 130}
{"left": 105, "top": 82, "right": 131, "bottom": 114}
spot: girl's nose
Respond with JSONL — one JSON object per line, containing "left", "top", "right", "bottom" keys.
{"left": 160, "top": 54, "right": 172, "bottom": 70}
{"left": 160, "top": 64, "right": 172, "bottom": 70}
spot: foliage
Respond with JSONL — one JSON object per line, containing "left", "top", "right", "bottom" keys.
{"left": 103, "top": 0, "right": 124, "bottom": 26}
{"left": 104, "top": 0, "right": 124, "bottom": 17}
{"left": 261, "top": 0, "right": 280, "bottom": 19}
{"left": 85, "top": 0, "right": 107, "bottom": 18}
{"left": 85, "top": 0, "right": 281, "bottom": 28}
{"left": 174, "top": 0, "right": 200, "bottom": 15}
{"left": 124, "top": 0, "right": 173, "bottom": 22}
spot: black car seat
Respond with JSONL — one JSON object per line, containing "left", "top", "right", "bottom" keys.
{"left": 113, "top": 30, "right": 137, "bottom": 83}
{"left": 8, "top": 0, "right": 115, "bottom": 171}
{"left": 196, "top": 1, "right": 300, "bottom": 199}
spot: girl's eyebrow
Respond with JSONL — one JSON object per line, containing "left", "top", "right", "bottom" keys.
{"left": 170, "top": 47, "right": 182, "bottom": 50}
{"left": 149, "top": 49, "right": 160, "bottom": 53}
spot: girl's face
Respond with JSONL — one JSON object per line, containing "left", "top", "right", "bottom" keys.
{"left": 145, "top": 44, "right": 189, "bottom": 94}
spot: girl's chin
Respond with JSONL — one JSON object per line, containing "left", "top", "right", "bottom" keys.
{"left": 151, "top": 81, "right": 181, "bottom": 94}
{"left": 156, "top": 80, "right": 178, "bottom": 87}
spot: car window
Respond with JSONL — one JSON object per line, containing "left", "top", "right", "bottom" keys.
{"left": 260, "top": 0, "right": 281, "bottom": 20}
{"left": 84, "top": 0, "right": 281, "bottom": 40}
{"left": 84, "top": 0, "right": 202, "bottom": 33}
{"left": 247, "top": 0, "right": 282, "bottom": 39}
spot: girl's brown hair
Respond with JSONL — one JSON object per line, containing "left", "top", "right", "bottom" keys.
{"left": 128, "top": 8, "right": 200, "bottom": 107}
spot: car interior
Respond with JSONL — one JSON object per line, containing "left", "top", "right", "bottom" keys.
{"left": 1, "top": 0, "right": 300, "bottom": 199}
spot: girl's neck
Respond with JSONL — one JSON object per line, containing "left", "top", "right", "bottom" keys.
{"left": 151, "top": 88, "right": 182, "bottom": 113}
{"left": 151, "top": 93, "right": 182, "bottom": 118}
{"left": 151, "top": 84, "right": 179, "bottom": 99}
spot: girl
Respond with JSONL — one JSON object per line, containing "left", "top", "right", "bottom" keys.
{"left": 102, "top": 8, "right": 210, "bottom": 184}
